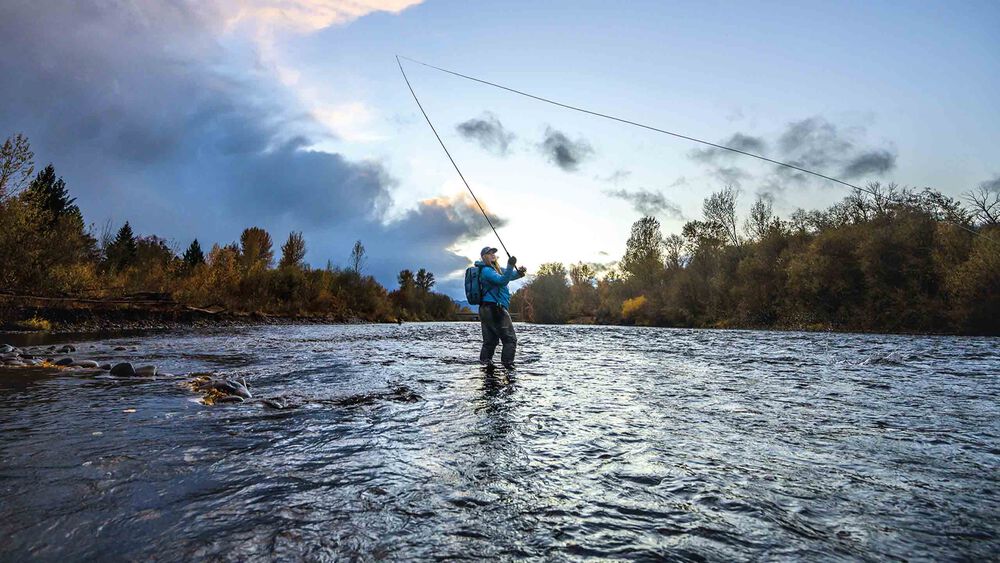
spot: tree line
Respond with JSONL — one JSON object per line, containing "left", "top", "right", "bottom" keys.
{"left": 0, "top": 134, "right": 458, "bottom": 322}
{"left": 512, "top": 183, "right": 999, "bottom": 335}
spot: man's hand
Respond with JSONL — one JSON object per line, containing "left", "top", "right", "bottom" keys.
{"left": 507, "top": 255, "right": 517, "bottom": 267}
{"left": 517, "top": 266, "right": 527, "bottom": 276}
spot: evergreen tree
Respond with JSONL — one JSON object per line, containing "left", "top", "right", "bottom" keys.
{"left": 106, "top": 221, "right": 138, "bottom": 271}
{"left": 183, "top": 239, "right": 205, "bottom": 268}
{"left": 279, "top": 231, "right": 307, "bottom": 269}
{"left": 21, "top": 164, "right": 80, "bottom": 225}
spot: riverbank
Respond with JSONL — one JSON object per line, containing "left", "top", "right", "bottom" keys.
{"left": 0, "top": 292, "right": 390, "bottom": 334}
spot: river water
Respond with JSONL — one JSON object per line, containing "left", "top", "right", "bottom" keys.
{"left": 0, "top": 324, "right": 997, "bottom": 561}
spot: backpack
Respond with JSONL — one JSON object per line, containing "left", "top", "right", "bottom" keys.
{"left": 464, "top": 264, "right": 498, "bottom": 305}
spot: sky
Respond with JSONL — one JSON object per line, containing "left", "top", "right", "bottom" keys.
{"left": 2, "top": 0, "right": 998, "bottom": 297}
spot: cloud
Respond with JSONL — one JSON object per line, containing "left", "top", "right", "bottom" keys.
{"left": 688, "top": 117, "right": 896, "bottom": 196}
{"left": 455, "top": 112, "right": 515, "bottom": 155}
{"left": 978, "top": 174, "right": 1000, "bottom": 193}
{"left": 539, "top": 127, "right": 594, "bottom": 171}
{"left": 596, "top": 169, "right": 632, "bottom": 185}
{"left": 364, "top": 194, "right": 507, "bottom": 283}
{"left": 0, "top": 0, "right": 480, "bottom": 294}
{"left": 841, "top": 149, "right": 897, "bottom": 179}
{"left": 604, "top": 188, "right": 684, "bottom": 219}
{"left": 690, "top": 132, "right": 767, "bottom": 163}
{"left": 778, "top": 117, "right": 855, "bottom": 170}
{"left": 220, "top": 0, "right": 425, "bottom": 34}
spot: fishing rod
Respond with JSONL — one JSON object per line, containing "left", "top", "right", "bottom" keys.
{"left": 395, "top": 55, "right": 511, "bottom": 259}
{"left": 396, "top": 55, "right": 994, "bottom": 245}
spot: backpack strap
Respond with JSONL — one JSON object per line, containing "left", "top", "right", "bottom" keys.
{"left": 477, "top": 264, "right": 502, "bottom": 303}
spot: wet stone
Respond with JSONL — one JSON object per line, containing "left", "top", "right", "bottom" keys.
{"left": 73, "top": 360, "right": 100, "bottom": 368}
{"left": 110, "top": 362, "right": 136, "bottom": 377}
{"left": 55, "top": 358, "right": 74, "bottom": 366}
{"left": 135, "top": 365, "right": 158, "bottom": 377}
{"left": 99, "top": 364, "right": 112, "bottom": 371}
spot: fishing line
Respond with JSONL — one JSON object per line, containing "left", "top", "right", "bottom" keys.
{"left": 397, "top": 55, "right": 993, "bottom": 243}
{"left": 396, "top": 55, "right": 511, "bottom": 258}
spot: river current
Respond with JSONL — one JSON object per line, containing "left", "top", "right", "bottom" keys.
{"left": 1, "top": 324, "right": 997, "bottom": 561}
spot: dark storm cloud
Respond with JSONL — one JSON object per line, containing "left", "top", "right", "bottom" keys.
{"left": 604, "top": 188, "right": 684, "bottom": 219}
{"left": 0, "top": 0, "right": 488, "bottom": 292}
{"left": 841, "top": 149, "right": 897, "bottom": 179}
{"left": 455, "top": 112, "right": 515, "bottom": 155}
{"left": 539, "top": 127, "right": 594, "bottom": 171}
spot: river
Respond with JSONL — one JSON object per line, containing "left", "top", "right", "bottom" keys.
{"left": 1, "top": 324, "right": 997, "bottom": 561}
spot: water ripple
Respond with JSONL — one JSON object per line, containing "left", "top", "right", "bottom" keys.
{"left": 0, "top": 324, "right": 998, "bottom": 560}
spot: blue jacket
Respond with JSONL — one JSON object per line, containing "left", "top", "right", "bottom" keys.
{"left": 475, "top": 260, "right": 524, "bottom": 309}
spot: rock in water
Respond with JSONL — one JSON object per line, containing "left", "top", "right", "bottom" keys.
{"left": 215, "top": 395, "right": 245, "bottom": 404}
{"left": 110, "top": 362, "right": 136, "bottom": 377}
{"left": 73, "top": 360, "right": 100, "bottom": 368}
{"left": 55, "top": 357, "right": 74, "bottom": 366}
{"left": 1, "top": 345, "right": 14, "bottom": 353}
{"left": 56, "top": 345, "right": 76, "bottom": 354}
{"left": 135, "top": 365, "right": 157, "bottom": 377}
{"left": 99, "top": 364, "right": 112, "bottom": 371}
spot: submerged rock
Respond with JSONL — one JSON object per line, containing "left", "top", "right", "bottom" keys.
{"left": 135, "top": 365, "right": 158, "bottom": 377}
{"left": 100, "top": 363, "right": 112, "bottom": 371}
{"left": 55, "top": 357, "right": 74, "bottom": 366}
{"left": 73, "top": 360, "right": 100, "bottom": 368}
{"left": 0, "top": 344, "right": 14, "bottom": 354}
{"left": 56, "top": 345, "right": 76, "bottom": 354}
{"left": 110, "top": 362, "right": 136, "bottom": 377}
{"left": 187, "top": 374, "right": 253, "bottom": 404}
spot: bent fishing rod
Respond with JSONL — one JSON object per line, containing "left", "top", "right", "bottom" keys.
{"left": 396, "top": 55, "right": 512, "bottom": 259}
{"left": 397, "top": 55, "right": 995, "bottom": 244}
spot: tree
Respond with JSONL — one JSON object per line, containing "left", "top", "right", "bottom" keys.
{"left": 106, "top": 221, "right": 138, "bottom": 271}
{"left": 21, "top": 164, "right": 80, "bottom": 225}
{"left": 0, "top": 133, "right": 34, "bottom": 199}
{"left": 397, "top": 269, "right": 415, "bottom": 291}
{"left": 240, "top": 227, "right": 274, "bottom": 271}
{"left": 527, "top": 262, "right": 571, "bottom": 324}
{"left": 703, "top": 185, "right": 741, "bottom": 247}
{"left": 183, "top": 239, "right": 205, "bottom": 268}
{"left": 966, "top": 186, "right": 999, "bottom": 226}
{"left": 620, "top": 216, "right": 664, "bottom": 286}
{"left": 279, "top": 231, "right": 307, "bottom": 269}
{"left": 415, "top": 268, "right": 435, "bottom": 292}
{"left": 568, "top": 262, "right": 598, "bottom": 318}
{"left": 350, "top": 240, "right": 367, "bottom": 274}
{"left": 745, "top": 195, "right": 776, "bottom": 242}
{"left": 663, "top": 234, "right": 685, "bottom": 270}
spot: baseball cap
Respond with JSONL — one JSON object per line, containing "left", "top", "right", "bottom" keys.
{"left": 480, "top": 246, "right": 498, "bottom": 256}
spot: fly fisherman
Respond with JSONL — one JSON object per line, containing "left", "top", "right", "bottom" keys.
{"left": 475, "top": 246, "right": 526, "bottom": 368}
